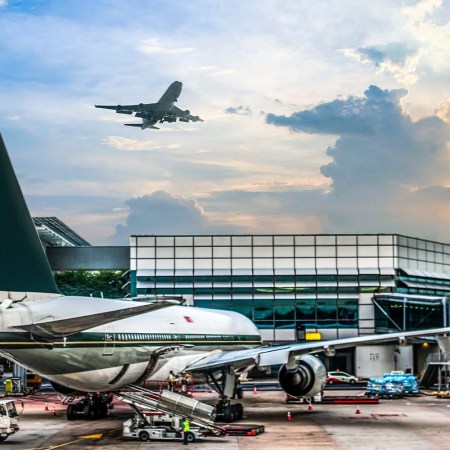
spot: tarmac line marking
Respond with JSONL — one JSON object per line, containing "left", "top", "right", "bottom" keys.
{"left": 25, "top": 433, "right": 103, "bottom": 450}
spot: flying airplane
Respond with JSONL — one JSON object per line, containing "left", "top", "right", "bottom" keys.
{"left": 0, "top": 133, "right": 449, "bottom": 423}
{"left": 95, "top": 81, "right": 204, "bottom": 129}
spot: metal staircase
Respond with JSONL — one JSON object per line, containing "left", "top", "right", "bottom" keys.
{"left": 115, "top": 384, "right": 225, "bottom": 435}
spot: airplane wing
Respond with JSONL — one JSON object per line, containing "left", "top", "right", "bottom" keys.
{"left": 185, "top": 326, "right": 450, "bottom": 373}
{"left": 12, "top": 297, "right": 180, "bottom": 339}
{"left": 95, "top": 103, "right": 159, "bottom": 114}
{"left": 170, "top": 105, "right": 204, "bottom": 122}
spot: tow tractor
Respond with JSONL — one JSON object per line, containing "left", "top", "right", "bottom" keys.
{"left": 0, "top": 399, "right": 20, "bottom": 442}
{"left": 123, "top": 412, "right": 205, "bottom": 443}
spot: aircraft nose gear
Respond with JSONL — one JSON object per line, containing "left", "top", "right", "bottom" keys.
{"left": 206, "top": 369, "right": 244, "bottom": 423}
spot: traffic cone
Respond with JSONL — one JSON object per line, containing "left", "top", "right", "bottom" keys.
{"left": 307, "top": 401, "right": 313, "bottom": 411}
{"left": 253, "top": 386, "right": 257, "bottom": 395}
{"left": 51, "top": 407, "right": 57, "bottom": 416}
{"left": 355, "top": 405, "right": 361, "bottom": 414}
{"left": 287, "top": 411, "right": 291, "bottom": 421}
{"left": 44, "top": 402, "right": 48, "bottom": 411}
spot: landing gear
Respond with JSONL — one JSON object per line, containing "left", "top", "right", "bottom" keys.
{"left": 66, "top": 393, "right": 112, "bottom": 420}
{"left": 206, "top": 370, "right": 245, "bottom": 423}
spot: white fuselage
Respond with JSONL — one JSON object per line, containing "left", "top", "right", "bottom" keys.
{"left": 0, "top": 301, "right": 261, "bottom": 392}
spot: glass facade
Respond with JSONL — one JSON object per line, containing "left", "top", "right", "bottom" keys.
{"left": 129, "top": 234, "right": 450, "bottom": 341}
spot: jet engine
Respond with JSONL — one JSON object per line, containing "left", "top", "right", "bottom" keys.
{"left": 138, "top": 103, "right": 144, "bottom": 111}
{"left": 184, "top": 110, "right": 190, "bottom": 115}
{"left": 278, "top": 354, "right": 326, "bottom": 398}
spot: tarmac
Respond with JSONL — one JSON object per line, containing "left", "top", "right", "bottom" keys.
{"left": 3, "top": 388, "right": 450, "bottom": 449}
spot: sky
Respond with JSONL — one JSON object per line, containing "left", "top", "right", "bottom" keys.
{"left": 1, "top": 0, "right": 450, "bottom": 245}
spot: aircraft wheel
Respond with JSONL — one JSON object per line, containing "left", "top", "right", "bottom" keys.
{"left": 223, "top": 405, "right": 234, "bottom": 423}
{"left": 234, "top": 403, "right": 244, "bottom": 420}
{"left": 139, "top": 431, "right": 149, "bottom": 441}
{"left": 66, "top": 404, "right": 76, "bottom": 421}
{"left": 83, "top": 404, "right": 94, "bottom": 420}
{"left": 185, "top": 432, "right": 195, "bottom": 443}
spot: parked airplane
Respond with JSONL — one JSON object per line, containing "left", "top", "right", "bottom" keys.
{"left": 95, "top": 81, "right": 203, "bottom": 129}
{"left": 0, "top": 133, "right": 449, "bottom": 422}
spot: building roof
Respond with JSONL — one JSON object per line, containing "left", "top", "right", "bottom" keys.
{"left": 33, "top": 217, "right": 91, "bottom": 247}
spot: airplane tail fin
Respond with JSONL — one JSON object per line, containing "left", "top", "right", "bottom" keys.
{"left": 0, "top": 134, "right": 60, "bottom": 295}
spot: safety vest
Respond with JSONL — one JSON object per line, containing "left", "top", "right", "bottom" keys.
{"left": 182, "top": 420, "right": 190, "bottom": 432}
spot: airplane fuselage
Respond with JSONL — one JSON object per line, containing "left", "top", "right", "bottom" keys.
{"left": 0, "top": 302, "right": 261, "bottom": 392}
{"left": 142, "top": 81, "right": 182, "bottom": 128}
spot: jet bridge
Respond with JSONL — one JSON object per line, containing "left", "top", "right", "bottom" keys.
{"left": 115, "top": 385, "right": 226, "bottom": 436}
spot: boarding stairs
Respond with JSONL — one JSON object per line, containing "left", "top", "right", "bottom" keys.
{"left": 115, "top": 384, "right": 226, "bottom": 436}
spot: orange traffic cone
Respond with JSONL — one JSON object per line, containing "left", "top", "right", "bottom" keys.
{"left": 253, "top": 386, "right": 257, "bottom": 395}
{"left": 287, "top": 411, "right": 291, "bottom": 421}
{"left": 44, "top": 402, "right": 48, "bottom": 411}
{"left": 51, "top": 407, "right": 57, "bottom": 416}
{"left": 355, "top": 405, "right": 361, "bottom": 414}
{"left": 307, "top": 401, "right": 313, "bottom": 411}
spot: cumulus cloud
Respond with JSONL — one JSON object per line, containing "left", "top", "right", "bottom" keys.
{"left": 111, "top": 190, "right": 243, "bottom": 243}
{"left": 265, "top": 84, "right": 450, "bottom": 241}
{"left": 225, "top": 105, "right": 252, "bottom": 115}
{"left": 341, "top": 43, "right": 423, "bottom": 85}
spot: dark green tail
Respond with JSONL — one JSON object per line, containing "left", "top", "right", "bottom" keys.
{"left": 0, "top": 134, "right": 60, "bottom": 294}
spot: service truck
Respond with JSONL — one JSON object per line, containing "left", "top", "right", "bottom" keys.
{"left": 0, "top": 400, "right": 20, "bottom": 441}
{"left": 123, "top": 412, "right": 206, "bottom": 443}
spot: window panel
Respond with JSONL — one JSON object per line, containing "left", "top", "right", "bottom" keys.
{"left": 295, "top": 236, "right": 315, "bottom": 245}
{"left": 195, "top": 247, "right": 212, "bottom": 258}
{"left": 337, "top": 246, "right": 357, "bottom": 257}
{"left": 296, "top": 246, "right": 315, "bottom": 257}
{"left": 295, "top": 258, "right": 315, "bottom": 269}
{"left": 137, "top": 236, "right": 155, "bottom": 246}
{"left": 358, "top": 236, "right": 377, "bottom": 245}
{"left": 214, "top": 247, "right": 231, "bottom": 257}
{"left": 274, "top": 247, "right": 294, "bottom": 257}
{"left": 232, "top": 236, "right": 251, "bottom": 246}
{"left": 157, "top": 247, "right": 174, "bottom": 258}
{"left": 233, "top": 247, "right": 252, "bottom": 257}
{"left": 378, "top": 235, "right": 393, "bottom": 245}
{"left": 274, "top": 258, "right": 294, "bottom": 270}
{"left": 213, "top": 236, "right": 231, "bottom": 245}
{"left": 194, "top": 236, "right": 212, "bottom": 246}
{"left": 175, "top": 259, "right": 193, "bottom": 269}
{"left": 316, "top": 258, "right": 336, "bottom": 268}
{"left": 156, "top": 260, "right": 174, "bottom": 269}
{"left": 253, "top": 247, "right": 273, "bottom": 257}
{"left": 156, "top": 237, "right": 174, "bottom": 246}
{"left": 138, "top": 247, "right": 155, "bottom": 258}
{"left": 316, "top": 246, "right": 336, "bottom": 257}
{"left": 316, "top": 235, "right": 335, "bottom": 245}
{"left": 274, "top": 235, "right": 293, "bottom": 246}
{"left": 233, "top": 259, "right": 252, "bottom": 269}
{"left": 359, "top": 246, "right": 378, "bottom": 257}
{"left": 253, "top": 258, "right": 274, "bottom": 269}
{"left": 176, "top": 247, "right": 193, "bottom": 258}
{"left": 194, "top": 259, "right": 212, "bottom": 269}
{"left": 175, "top": 236, "right": 192, "bottom": 246}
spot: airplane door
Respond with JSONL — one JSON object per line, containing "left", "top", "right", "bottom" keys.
{"left": 103, "top": 324, "right": 115, "bottom": 356}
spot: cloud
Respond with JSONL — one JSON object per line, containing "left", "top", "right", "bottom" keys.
{"left": 102, "top": 136, "right": 161, "bottom": 151}
{"left": 112, "top": 190, "right": 243, "bottom": 243}
{"left": 0, "top": 1, "right": 7, "bottom": 7}
{"left": 340, "top": 43, "right": 423, "bottom": 85}
{"left": 136, "top": 38, "right": 194, "bottom": 54}
{"left": 225, "top": 105, "right": 252, "bottom": 115}
{"left": 265, "top": 84, "right": 450, "bottom": 241}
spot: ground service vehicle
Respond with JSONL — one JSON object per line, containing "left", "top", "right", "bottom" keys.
{"left": 123, "top": 412, "right": 206, "bottom": 442}
{"left": 0, "top": 400, "right": 19, "bottom": 441}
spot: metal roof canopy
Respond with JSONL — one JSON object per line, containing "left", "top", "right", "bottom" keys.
{"left": 33, "top": 217, "right": 90, "bottom": 247}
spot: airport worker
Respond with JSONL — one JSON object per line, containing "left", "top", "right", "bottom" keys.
{"left": 182, "top": 417, "right": 190, "bottom": 445}
{"left": 167, "top": 370, "right": 175, "bottom": 391}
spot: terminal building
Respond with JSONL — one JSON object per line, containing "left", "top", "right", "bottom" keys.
{"left": 129, "top": 233, "right": 450, "bottom": 376}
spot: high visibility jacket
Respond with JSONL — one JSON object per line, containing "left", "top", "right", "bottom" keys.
{"left": 182, "top": 420, "right": 190, "bottom": 432}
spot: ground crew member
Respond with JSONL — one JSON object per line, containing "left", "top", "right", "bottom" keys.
{"left": 167, "top": 370, "right": 175, "bottom": 391}
{"left": 182, "top": 417, "right": 190, "bottom": 445}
